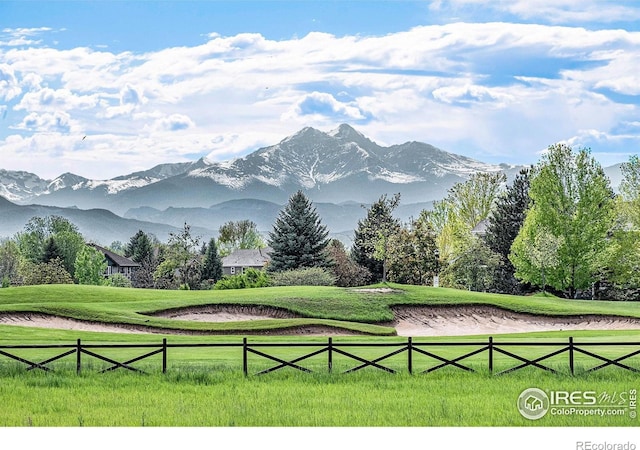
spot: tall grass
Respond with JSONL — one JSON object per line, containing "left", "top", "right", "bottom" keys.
{"left": 0, "top": 368, "right": 637, "bottom": 426}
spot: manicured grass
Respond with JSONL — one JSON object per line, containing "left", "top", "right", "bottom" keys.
{"left": 0, "top": 283, "right": 639, "bottom": 335}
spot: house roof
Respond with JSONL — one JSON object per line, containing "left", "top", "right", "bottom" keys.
{"left": 222, "top": 247, "right": 272, "bottom": 267}
{"left": 470, "top": 218, "right": 490, "bottom": 235}
{"left": 89, "top": 243, "right": 140, "bottom": 267}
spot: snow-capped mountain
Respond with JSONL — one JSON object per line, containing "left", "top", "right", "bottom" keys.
{"left": 0, "top": 169, "right": 50, "bottom": 202}
{"left": 187, "top": 124, "right": 502, "bottom": 190}
{"left": 2, "top": 124, "right": 520, "bottom": 214}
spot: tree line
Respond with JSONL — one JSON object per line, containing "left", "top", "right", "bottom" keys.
{"left": 0, "top": 143, "right": 638, "bottom": 299}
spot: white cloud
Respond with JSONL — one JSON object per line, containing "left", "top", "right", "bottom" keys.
{"left": 15, "top": 87, "right": 99, "bottom": 112}
{"left": 1, "top": 21, "right": 639, "bottom": 178}
{"left": 0, "top": 64, "right": 21, "bottom": 101}
{"left": 151, "top": 114, "right": 196, "bottom": 132}
{"left": 17, "top": 111, "right": 78, "bottom": 133}
{"left": 282, "top": 92, "right": 368, "bottom": 122}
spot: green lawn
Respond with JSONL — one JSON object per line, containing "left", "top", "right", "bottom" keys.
{"left": 0, "top": 283, "right": 639, "bottom": 336}
{"left": 1, "top": 284, "right": 639, "bottom": 427}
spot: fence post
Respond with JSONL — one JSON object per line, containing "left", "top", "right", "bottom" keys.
{"left": 569, "top": 336, "right": 574, "bottom": 376}
{"left": 408, "top": 337, "right": 413, "bottom": 375}
{"left": 76, "top": 339, "right": 81, "bottom": 374}
{"left": 243, "top": 337, "right": 248, "bottom": 376}
{"left": 488, "top": 336, "right": 493, "bottom": 374}
{"left": 162, "top": 338, "right": 167, "bottom": 374}
{"left": 328, "top": 337, "right": 333, "bottom": 373}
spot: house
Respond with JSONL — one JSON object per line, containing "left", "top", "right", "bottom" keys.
{"left": 470, "top": 218, "right": 490, "bottom": 237}
{"left": 222, "top": 247, "right": 272, "bottom": 276}
{"left": 89, "top": 244, "right": 140, "bottom": 280}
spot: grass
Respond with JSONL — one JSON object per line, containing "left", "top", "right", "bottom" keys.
{"left": 0, "top": 283, "right": 639, "bottom": 427}
{"left": 0, "top": 368, "right": 637, "bottom": 426}
{"left": 1, "top": 283, "right": 639, "bottom": 335}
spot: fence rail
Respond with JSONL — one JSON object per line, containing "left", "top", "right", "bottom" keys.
{"left": 0, "top": 337, "right": 639, "bottom": 376}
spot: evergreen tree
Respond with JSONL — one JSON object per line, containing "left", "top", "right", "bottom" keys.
{"left": 201, "top": 238, "right": 223, "bottom": 284}
{"left": 41, "top": 236, "right": 63, "bottom": 263}
{"left": 125, "top": 230, "right": 154, "bottom": 264}
{"left": 351, "top": 193, "right": 401, "bottom": 282}
{"left": 484, "top": 167, "right": 531, "bottom": 293}
{"left": 268, "top": 191, "right": 329, "bottom": 272}
{"left": 125, "top": 230, "right": 157, "bottom": 288}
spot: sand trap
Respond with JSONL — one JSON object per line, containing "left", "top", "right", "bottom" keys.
{"left": 0, "top": 313, "right": 150, "bottom": 334}
{"left": 149, "top": 304, "right": 301, "bottom": 322}
{"left": 391, "top": 305, "right": 640, "bottom": 336}
{"left": 1, "top": 305, "right": 640, "bottom": 336}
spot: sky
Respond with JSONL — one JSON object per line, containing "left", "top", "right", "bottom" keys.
{"left": 1, "top": 0, "right": 640, "bottom": 180}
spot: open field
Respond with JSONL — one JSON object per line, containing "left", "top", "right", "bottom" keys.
{"left": 1, "top": 284, "right": 639, "bottom": 427}
{"left": 0, "top": 366, "right": 638, "bottom": 427}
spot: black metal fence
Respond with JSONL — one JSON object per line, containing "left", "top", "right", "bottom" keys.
{"left": 0, "top": 337, "right": 638, "bottom": 376}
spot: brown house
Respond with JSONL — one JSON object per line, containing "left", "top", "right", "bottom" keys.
{"left": 89, "top": 244, "right": 140, "bottom": 280}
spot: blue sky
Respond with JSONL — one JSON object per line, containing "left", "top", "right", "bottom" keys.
{"left": 1, "top": 0, "right": 640, "bottom": 179}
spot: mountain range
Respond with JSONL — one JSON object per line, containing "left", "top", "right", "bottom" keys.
{"left": 0, "top": 124, "right": 623, "bottom": 246}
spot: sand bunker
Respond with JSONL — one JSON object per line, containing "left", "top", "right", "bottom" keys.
{"left": 1, "top": 304, "right": 640, "bottom": 336}
{"left": 0, "top": 313, "right": 149, "bottom": 334}
{"left": 391, "top": 305, "right": 640, "bottom": 336}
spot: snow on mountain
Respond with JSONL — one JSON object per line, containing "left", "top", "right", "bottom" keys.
{"left": 2, "top": 124, "right": 516, "bottom": 210}
{"left": 0, "top": 169, "right": 50, "bottom": 202}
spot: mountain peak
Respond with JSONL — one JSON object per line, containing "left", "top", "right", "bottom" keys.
{"left": 329, "top": 123, "right": 378, "bottom": 149}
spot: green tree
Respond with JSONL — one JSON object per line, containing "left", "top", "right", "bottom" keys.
{"left": 217, "top": 220, "right": 265, "bottom": 257}
{"left": 0, "top": 240, "right": 21, "bottom": 286}
{"left": 42, "top": 236, "right": 63, "bottom": 263}
{"left": 510, "top": 223, "right": 563, "bottom": 293}
{"left": 74, "top": 245, "right": 107, "bottom": 285}
{"left": 154, "top": 223, "right": 201, "bottom": 289}
{"left": 484, "top": 167, "right": 531, "bottom": 293}
{"left": 620, "top": 154, "right": 640, "bottom": 227}
{"left": 512, "top": 144, "right": 615, "bottom": 298}
{"left": 15, "top": 216, "right": 84, "bottom": 277}
{"left": 425, "top": 172, "right": 505, "bottom": 264}
{"left": 19, "top": 258, "right": 74, "bottom": 285}
{"left": 326, "top": 239, "right": 371, "bottom": 287}
{"left": 387, "top": 214, "right": 439, "bottom": 285}
{"left": 441, "top": 238, "right": 504, "bottom": 292}
{"left": 201, "top": 238, "right": 223, "bottom": 285}
{"left": 125, "top": 230, "right": 157, "bottom": 288}
{"left": 268, "top": 191, "right": 330, "bottom": 272}
{"left": 351, "top": 193, "right": 401, "bottom": 282}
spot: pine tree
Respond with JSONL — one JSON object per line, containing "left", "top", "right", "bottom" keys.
{"left": 484, "top": 167, "right": 531, "bottom": 293}
{"left": 351, "top": 193, "right": 401, "bottom": 282}
{"left": 268, "top": 191, "right": 329, "bottom": 272}
{"left": 201, "top": 238, "right": 223, "bottom": 283}
{"left": 125, "top": 230, "right": 157, "bottom": 288}
{"left": 41, "top": 236, "right": 63, "bottom": 263}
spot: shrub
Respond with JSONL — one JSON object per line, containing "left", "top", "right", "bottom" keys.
{"left": 270, "top": 267, "right": 336, "bottom": 286}
{"left": 1, "top": 276, "right": 10, "bottom": 288}
{"left": 214, "top": 268, "right": 271, "bottom": 290}
{"left": 107, "top": 273, "right": 132, "bottom": 288}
